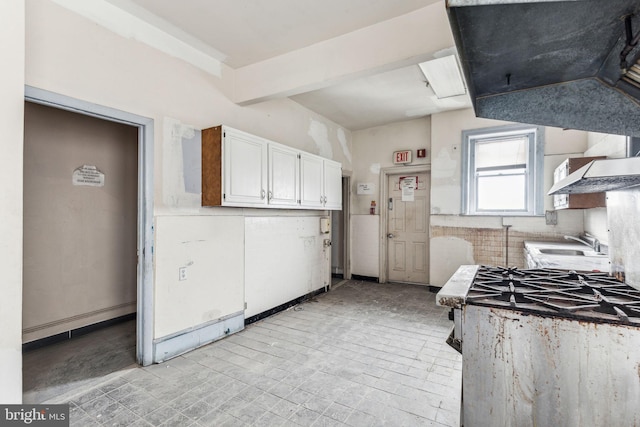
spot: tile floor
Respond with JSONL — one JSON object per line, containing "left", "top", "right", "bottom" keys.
{"left": 29, "top": 280, "right": 462, "bottom": 426}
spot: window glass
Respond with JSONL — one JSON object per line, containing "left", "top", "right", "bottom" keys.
{"left": 475, "top": 137, "right": 527, "bottom": 169}
{"left": 477, "top": 174, "right": 526, "bottom": 210}
{"left": 462, "top": 125, "right": 544, "bottom": 216}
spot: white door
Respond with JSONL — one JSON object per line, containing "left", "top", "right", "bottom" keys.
{"left": 387, "top": 172, "right": 430, "bottom": 284}
{"left": 224, "top": 129, "right": 267, "bottom": 206}
{"left": 268, "top": 144, "right": 299, "bottom": 207}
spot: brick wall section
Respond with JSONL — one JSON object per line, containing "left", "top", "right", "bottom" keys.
{"left": 431, "top": 226, "right": 567, "bottom": 269}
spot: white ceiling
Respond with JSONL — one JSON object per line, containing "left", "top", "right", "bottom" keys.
{"left": 106, "top": 0, "right": 471, "bottom": 130}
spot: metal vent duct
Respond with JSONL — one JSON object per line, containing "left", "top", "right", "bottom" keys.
{"left": 447, "top": 0, "right": 640, "bottom": 137}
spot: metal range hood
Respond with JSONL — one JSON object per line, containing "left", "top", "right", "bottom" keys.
{"left": 548, "top": 156, "right": 640, "bottom": 194}
{"left": 446, "top": 0, "right": 640, "bottom": 137}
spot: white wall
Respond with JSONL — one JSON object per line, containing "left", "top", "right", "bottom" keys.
{"left": 351, "top": 118, "right": 430, "bottom": 214}
{"left": 154, "top": 215, "right": 245, "bottom": 338}
{"left": 429, "top": 108, "right": 590, "bottom": 285}
{"left": 348, "top": 111, "right": 594, "bottom": 285}
{"left": 24, "top": 0, "right": 352, "bottom": 346}
{"left": 351, "top": 215, "right": 381, "bottom": 277}
{"left": 0, "top": 0, "right": 25, "bottom": 404}
{"left": 431, "top": 108, "right": 588, "bottom": 215}
{"left": 349, "top": 118, "right": 430, "bottom": 279}
{"left": 245, "top": 215, "right": 329, "bottom": 317}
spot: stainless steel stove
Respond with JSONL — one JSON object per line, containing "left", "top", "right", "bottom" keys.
{"left": 467, "top": 266, "right": 640, "bottom": 324}
{"left": 437, "top": 265, "right": 640, "bottom": 427}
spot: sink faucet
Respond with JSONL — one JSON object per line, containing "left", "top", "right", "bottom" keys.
{"left": 564, "top": 235, "right": 600, "bottom": 252}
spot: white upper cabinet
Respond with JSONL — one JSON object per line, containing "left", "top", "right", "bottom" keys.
{"left": 268, "top": 143, "right": 299, "bottom": 207}
{"left": 223, "top": 128, "right": 268, "bottom": 207}
{"left": 202, "top": 125, "right": 341, "bottom": 210}
{"left": 300, "top": 153, "right": 325, "bottom": 209}
{"left": 323, "top": 159, "right": 342, "bottom": 210}
{"left": 300, "top": 153, "right": 342, "bottom": 210}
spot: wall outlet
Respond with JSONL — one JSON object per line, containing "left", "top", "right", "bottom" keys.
{"left": 179, "top": 267, "right": 187, "bottom": 281}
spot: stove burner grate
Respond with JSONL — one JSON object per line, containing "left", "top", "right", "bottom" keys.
{"left": 468, "top": 266, "right": 640, "bottom": 325}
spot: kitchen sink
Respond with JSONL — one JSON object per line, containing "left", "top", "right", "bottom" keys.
{"left": 538, "top": 248, "right": 605, "bottom": 257}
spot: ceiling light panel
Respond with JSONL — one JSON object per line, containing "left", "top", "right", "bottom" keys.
{"left": 418, "top": 55, "right": 467, "bottom": 99}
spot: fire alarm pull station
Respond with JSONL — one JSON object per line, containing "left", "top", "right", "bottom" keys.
{"left": 320, "top": 217, "right": 331, "bottom": 234}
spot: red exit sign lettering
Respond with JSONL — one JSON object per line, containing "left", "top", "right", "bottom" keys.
{"left": 393, "top": 150, "right": 412, "bottom": 164}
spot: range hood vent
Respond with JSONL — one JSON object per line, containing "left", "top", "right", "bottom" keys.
{"left": 446, "top": 0, "right": 640, "bottom": 137}
{"left": 548, "top": 157, "right": 640, "bottom": 195}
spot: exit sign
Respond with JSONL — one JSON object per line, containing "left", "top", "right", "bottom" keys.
{"left": 393, "top": 150, "right": 412, "bottom": 164}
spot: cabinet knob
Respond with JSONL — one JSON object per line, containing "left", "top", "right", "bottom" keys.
{"left": 261, "top": 189, "right": 266, "bottom": 200}
{"left": 268, "top": 191, "right": 273, "bottom": 200}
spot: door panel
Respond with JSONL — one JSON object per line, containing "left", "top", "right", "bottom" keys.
{"left": 392, "top": 241, "right": 406, "bottom": 271}
{"left": 412, "top": 242, "right": 427, "bottom": 272}
{"left": 387, "top": 172, "right": 430, "bottom": 284}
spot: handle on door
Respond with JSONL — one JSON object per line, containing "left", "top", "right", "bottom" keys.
{"left": 387, "top": 233, "right": 395, "bottom": 239}
{"left": 261, "top": 189, "right": 266, "bottom": 200}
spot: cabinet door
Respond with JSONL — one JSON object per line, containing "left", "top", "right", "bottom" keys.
{"left": 268, "top": 144, "right": 299, "bottom": 207}
{"left": 300, "top": 153, "right": 324, "bottom": 208}
{"left": 323, "top": 160, "right": 342, "bottom": 210}
{"left": 223, "top": 129, "right": 267, "bottom": 206}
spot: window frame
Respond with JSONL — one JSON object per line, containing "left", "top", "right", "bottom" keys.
{"left": 461, "top": 124, "right": 545, "bottom": 216}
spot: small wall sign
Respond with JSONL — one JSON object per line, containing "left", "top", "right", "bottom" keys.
{"left": 357, "top": 182, "right": 375, "bottom": 195}
{"left": 393, "top": 150, "right": 412, "bottom": 164}
{"left": 72, "top": 165, "right": 105, "bottom": 187}
{"left": 400, "top": 176, "right": 417, "bottom": 201}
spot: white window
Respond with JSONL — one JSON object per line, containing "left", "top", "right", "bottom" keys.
{"left": 462, "top": 125, "right": 544, "bottom": 216}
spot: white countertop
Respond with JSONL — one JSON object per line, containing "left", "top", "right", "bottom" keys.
{"left": 524, "top": 241, "right": 610, "bottom": 272}
{"left": 436, "top": 265, "right": 479, "bottom": 308}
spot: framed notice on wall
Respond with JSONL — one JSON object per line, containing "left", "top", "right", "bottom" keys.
{"left": 400, "top": 176, "right": 417, "bottom": 201}
{"left": 72, "top": 165, "right": 105, "bottom": 187}
{"left": 357, "top": 182, "right": 375, "bottom": 195}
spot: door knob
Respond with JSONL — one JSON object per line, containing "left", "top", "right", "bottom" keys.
{"left": 387, "top": 233, "right": 395, "bottom": 239}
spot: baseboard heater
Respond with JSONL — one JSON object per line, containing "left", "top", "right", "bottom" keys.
{"left": 245, "top": 287, "right": 327, "bottom": 326}
{"left": 22, "top": 313, "right": 136, "bottom": 352}
{"left": 350, "top": 274, "right": 379, "bottom": 283}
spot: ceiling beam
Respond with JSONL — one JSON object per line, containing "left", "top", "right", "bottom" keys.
{"left": 232, "top": 1, "right": 454, "bottom": 105}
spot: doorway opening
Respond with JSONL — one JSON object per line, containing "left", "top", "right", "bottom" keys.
{"left": 331, "top": 176, "right": 350, "bottom": 286}
{"left": 22, "top": 87, "right": 154, "bottom": 402}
